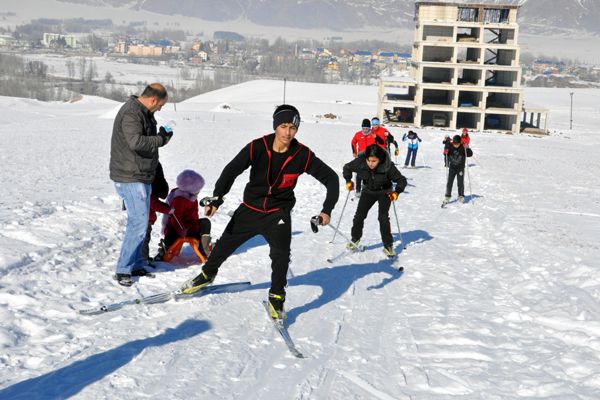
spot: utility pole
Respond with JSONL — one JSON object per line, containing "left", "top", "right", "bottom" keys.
{"left": 569, "top": 91, "right": 574, "bottom": 129}
{"left": 283, "top": 77, "right": 287, "bottom": 103}
{"left": 172, "top": 80, "right": 177, "bottom": 112}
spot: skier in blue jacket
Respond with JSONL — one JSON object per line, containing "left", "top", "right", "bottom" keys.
{"left": 402, "top": 130, "right": 422, "bottom": 168}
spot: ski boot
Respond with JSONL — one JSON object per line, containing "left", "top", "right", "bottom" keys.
{"left": 383, "top": 245, "right": 397, "bottom": 258}
{"left": 346, "top": 239, "right": 361, "bottom": 251}
{"left": 181, "top": 270, "right": 215, "bottom": 294}
{"left": 441, "top": 196, "right": 450, "bottom": 207}
{"left": 114, "top": 273, "right": 133, "bottom": 287}
{"left": 458, "top": 196, "right": 465, "bottom": 204}
{"left": 267, "top": 292, "right": 286, "bottom": 320}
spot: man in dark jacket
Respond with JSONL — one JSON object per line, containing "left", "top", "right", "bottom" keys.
{"left": 343, "top": 145, "right": 407, "bottom": 257}
{"left": 110, "top": 83, "right": 173, "bottom": 286}
{"left": 443, "top": 134, "right": 473, "bottom": 205}
{"left": 182, "top": 104, "right": 339, "bottom": 320}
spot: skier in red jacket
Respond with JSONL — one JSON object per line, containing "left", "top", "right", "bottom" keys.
{"left": 371, "top": 117, "right": 399, "bottom": 158}
{"left": 461, "top": 128, "right": 471, "bottom": 147}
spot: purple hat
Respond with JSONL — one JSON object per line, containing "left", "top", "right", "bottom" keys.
{"left": 176, "top": 169, "right": 205, "bottom": 194}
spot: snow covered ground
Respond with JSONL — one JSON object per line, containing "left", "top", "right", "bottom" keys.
{"left": 1, "top": 80, "right": 599, "bottom": 399}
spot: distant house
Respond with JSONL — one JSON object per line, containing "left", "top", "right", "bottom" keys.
{"left": 297, "top": 47, "right": 316, "bottom": 60}
{"left": 352, "top": 50, "right": 372, "bottom": 64}
{"left": 532, "top": 59, "right": 565, "bottom": 74}
{"left": 0, "top": 34, "right": 15, "bottom": 47}
{"left": 197, "top": 50, "right": 208, "bottom": 61}
{"left": 378, "top": 52, "right": 396, "bottom": 64}
{"left": 42, "top": 33, "right": 78, "bottom": 48}
{"left": 191, "top": 41, "right": 202, "bottom": 52}
{"left": 114, "top": 41, "right": 128, "bottom": 54}
{"left": 128, "top": 44, "right": 163, "bottom": 57}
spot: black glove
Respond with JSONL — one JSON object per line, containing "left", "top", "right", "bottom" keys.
{"left": 158, "top": 126, "right": 173, "bottom": 146}
{"left": 199, "top": 196, "right": 224, "bottom": 208}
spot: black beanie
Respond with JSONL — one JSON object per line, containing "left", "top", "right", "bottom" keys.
{"left": 273, "top": 104, "right": 301, "bottom": 130}
{"left": 452, "top": 135, "right": 461, "bottom": 143}
{"left": 361, "top": 118, "right": 371, "bottom": 128}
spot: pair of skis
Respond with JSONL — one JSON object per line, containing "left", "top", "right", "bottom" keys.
{"left": 311, "top": 216, "right": 403, "bottom": 270}
{"left": 78, "top": 281, "right": 251, "bottom": 315}
{"left": 77, "top": 281, "right": 305, "bottom": 358}
{"left": 441, "top": 197, "right": 465, "bottom": 208}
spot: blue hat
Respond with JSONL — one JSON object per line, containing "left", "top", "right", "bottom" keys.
{"left": 371, "top": 117, "right": 380, "bottom": 125}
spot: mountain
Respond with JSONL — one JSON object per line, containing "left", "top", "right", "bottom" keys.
{"left": 56, "top": 0, "right": 600, "bottom": 35}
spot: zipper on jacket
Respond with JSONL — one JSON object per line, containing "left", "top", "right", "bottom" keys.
{"left": 261, "top": 136, "right": 302, "bottom": 212}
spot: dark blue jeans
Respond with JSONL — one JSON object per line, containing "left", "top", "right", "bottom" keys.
{"left": 405, "top": 148, "right": 418, "bottom": 166}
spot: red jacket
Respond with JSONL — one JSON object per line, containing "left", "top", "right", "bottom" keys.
{"left": 371, "top": 126, "right": 391, "bottom": 150}
{"left": 149, "top": 195, "right": 171, "bottom": 225}
{"left": 461, "top": 133, "right": 471, "bottom": 146}
{"left": 351, "top": 130, "right": 376, "bottom": 155}
{"left": 164, "top": 189, "right": 200, "bottom": 236}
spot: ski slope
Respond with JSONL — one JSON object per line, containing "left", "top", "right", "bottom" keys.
{"left": 1, "top": 81, "right": 599, "bottom": 399}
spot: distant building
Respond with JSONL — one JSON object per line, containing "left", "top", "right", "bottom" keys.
{"left": 191, "top": 41, "right": 202, "bottom": 52}
{"left": 114, "top": 41, "right": 128, "bottom": 54}
{"left": 352, "top": 50, "right": 372, "bottom": 64}
{"left": 378, "top": 1, "right": 524, "bottom": 133}
{"left": 128, "top": 44, "right": 163, "bottom": 57}
{"left": 297, "top": 47, "right": 316, "bottom": 60}
{"left": 197, "top": 50, "right": 208, "bottom": 61}
{"left": 42, "top": 33, "right": 78, "bottom": 48}
{"left": 0, "top": 34, "right": 15, "bottom": 47}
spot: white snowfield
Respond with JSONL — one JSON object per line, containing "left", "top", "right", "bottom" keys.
{"left": 1, "top": 80, "right": 599, "bottom": 399}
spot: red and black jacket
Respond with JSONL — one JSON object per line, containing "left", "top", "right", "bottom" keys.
{"left": 213, "top": 133, "right": 339, "bottom": 216}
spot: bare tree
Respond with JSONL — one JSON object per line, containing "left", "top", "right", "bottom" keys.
{"left": 78, "top": 57, "right": 87, "bottom": 81}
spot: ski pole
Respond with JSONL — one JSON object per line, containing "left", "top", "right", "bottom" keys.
{"left": 311, "top": 216, "right": 353, "bottom": 244}
{"left": 471, "top": 154, "right": 483, "bottom": 168}
{"left": 330, "top": 190, "right": 350, "bottom": 243}
{"left": 391, "top": 202, "right": 405, "bottom": 249}
{"left": 419, "top": 146, "right": 426, "bottom": 167}
{"left": 464, "top": 147, "right": 474, "bottom": 205}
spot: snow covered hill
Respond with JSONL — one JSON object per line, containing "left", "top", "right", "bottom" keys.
{"left": 1, "top": 81, "right": 599, "bottom": 399}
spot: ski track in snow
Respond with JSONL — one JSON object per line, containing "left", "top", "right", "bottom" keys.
{"left": 1, "top": 83, "right": 600, "bottom": 399}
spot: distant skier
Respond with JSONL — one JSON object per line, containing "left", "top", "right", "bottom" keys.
{"left": 443, "top": 135, "right": 473, "bottom": 205}
{"left": 461, "top": 128, "right": 471, "bottom": 147}
{"left": 154, "top": 169, "right": 212, "bottom": 261}
{"left": 442, "top": 135, "right": 451, "bottom": 167}
{"left": 342, "top": 144, "right": 407, "bottom": 257}
{"left": 402, "top": 130, "right": 422, "bottom": 168}
{"left": 181, "top": 104, "right": 339, "bottom": 320}
{"left": 371, "top": 117, "right": 399, "bottom": 158}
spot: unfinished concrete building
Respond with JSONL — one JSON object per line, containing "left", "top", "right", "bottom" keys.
{"left": 379, "top": 1, "right": 523, "bottom": 133}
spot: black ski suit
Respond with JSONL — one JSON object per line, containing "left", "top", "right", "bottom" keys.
{"left": 203, "top": 134, "right": 339, "bottom": 296}
{"left": 342, "top": 150, "right": 407, "bottom": 248}
{"left": 445, "top": 142, "right": 473, "bottom": 198}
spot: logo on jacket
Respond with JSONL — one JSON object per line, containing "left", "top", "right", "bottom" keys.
{"left": 278, "top": 173, "right": 300, "bottom": 189}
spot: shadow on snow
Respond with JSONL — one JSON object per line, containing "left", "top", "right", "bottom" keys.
{"left": 249, "top": 229, "right": 432, "bottom": 327}
{"left": 0, "top": 319, "right": 210, "bottom": 400}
